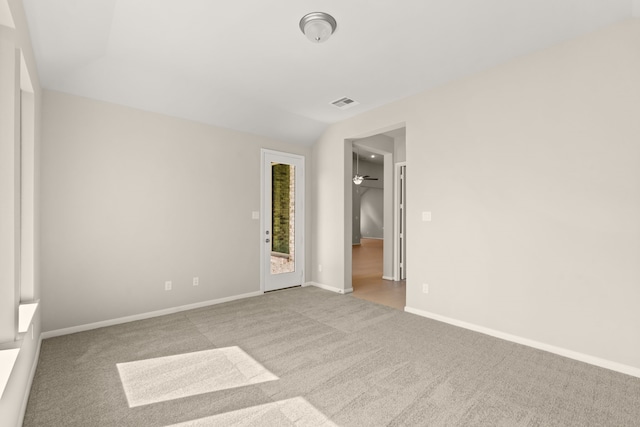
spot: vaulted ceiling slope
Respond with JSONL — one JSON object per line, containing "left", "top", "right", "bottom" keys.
{"left": 23, "top": 0, "right": 636, "bottom": 145}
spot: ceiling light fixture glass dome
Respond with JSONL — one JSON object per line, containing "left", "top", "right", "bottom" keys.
{"left": 299, "top": 12, "right": 337, "bottom": 43}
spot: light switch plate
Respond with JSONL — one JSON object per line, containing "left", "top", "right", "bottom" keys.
{"left": 422, "top": 211, "right": 432, "bottom": 222}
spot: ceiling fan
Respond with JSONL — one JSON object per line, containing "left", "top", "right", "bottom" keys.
{"left": 353, "top": 148, "right": 379, "bottom": 185}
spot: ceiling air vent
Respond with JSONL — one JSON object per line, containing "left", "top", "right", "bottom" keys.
{"left": 331, "top": 97, "right": 360, "bottom": 110}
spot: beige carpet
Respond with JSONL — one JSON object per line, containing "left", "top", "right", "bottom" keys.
{"left": 24, "top": 287, "right": 640, "bottom": 426}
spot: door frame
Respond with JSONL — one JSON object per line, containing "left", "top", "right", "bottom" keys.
{"left": 344, "top": 123, "right": 406, "bottom": 294}
{"left": 260, "top": 149, "right": 305, "bottom": 292}
{"left": 393, "top": 162, "right": 407, "bottom": 281}
{"left": 352, "top": 142, "right": 394, "bottom": 279}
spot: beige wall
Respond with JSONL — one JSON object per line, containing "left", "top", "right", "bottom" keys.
{"left": 40, "top": 90, "right": 311, "bottom": 332}
{"left": 312, "top": 19, "right": 640, "bottom": 372}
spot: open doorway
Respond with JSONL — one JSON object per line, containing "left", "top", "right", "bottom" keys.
{"left": 350, "top": 129, "right": 406, "bottom": 309}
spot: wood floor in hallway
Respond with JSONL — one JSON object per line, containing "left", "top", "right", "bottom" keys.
{"left": 352, "top": 238, "right": 406, "bottom": 310}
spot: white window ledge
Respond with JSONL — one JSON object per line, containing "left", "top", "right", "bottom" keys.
{"left": 0, "top": 301, "right": 39, "bottom": 399}
{"left": 18, "top": 301, "right": 39, "bottom": 334}
{"left": 0, "top": 347, "right": 20, "bottom": 399}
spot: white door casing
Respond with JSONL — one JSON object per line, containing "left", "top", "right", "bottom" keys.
{"left": 261, "top": 149, "right": 305, "bottom": 292}
{"left": 394, "top": 162, "right": 407, "bottom": 281}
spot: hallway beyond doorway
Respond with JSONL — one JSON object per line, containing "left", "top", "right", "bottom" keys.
{"left": 352, "top": 238, "right": 406, "bottom": 310}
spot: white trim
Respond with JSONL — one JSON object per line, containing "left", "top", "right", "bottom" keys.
{"left": 404, "top": 306, "right": 640, "bottom": 379}
{"left": 304, "top": 281, "right": 353, "bottom": 294}
{"left": 42, "top": 291, "right": 263, "bottom": 339}
{"left": 382, "top": 276, "right": 394, "bottom": 281}
{"left": 18, "top": 333, "right": 41, "bottom": 427}
{"left": 18, "top": 301, "right": 39, "bottom": 334}
{"left": 260, "top": 150, "right": 265, "bottom": 291}
{"left": 393, "top": 162, "right": 407, "bottom": 281}
{"left": 0, "top": 348, "right": 19, "bottom": 399}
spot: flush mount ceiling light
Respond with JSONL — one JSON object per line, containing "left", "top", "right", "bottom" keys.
{"left": 299, "top": 12, "right": 337, "bottom": 43}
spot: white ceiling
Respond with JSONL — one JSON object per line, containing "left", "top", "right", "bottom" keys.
{"left": 23, "top": 0, "right": 634, "bottom": 146}
{"left": 354, "top": 147, "right": 384, "bottom": 166}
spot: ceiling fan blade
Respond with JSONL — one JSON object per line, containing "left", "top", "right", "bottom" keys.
{"left": 363, "top": 177, "right": 378, "bottom": 180}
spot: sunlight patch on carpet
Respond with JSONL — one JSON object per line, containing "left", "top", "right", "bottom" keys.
{"left": 165, "top": 397, "right": 337, "bottom": 426}
{"left": 117, "top": 346, "right": 278, "bottom": 407}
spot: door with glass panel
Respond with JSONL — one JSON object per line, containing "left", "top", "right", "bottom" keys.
{"left": 262, "top": 150, "right": 305, "bottom": 292}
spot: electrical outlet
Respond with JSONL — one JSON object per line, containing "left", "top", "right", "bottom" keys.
{"left": 165, "top": 281, "right": 172, "bottom": 291}
{"left": 193, "top": 277, "right": 199, "bottom": 286}
{"left": 423, "top": 283, "right": 429, "bottom": 294}
{"left": 318, "top": 264, "right": 323, "bottom": 272}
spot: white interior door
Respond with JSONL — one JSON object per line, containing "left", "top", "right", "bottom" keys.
{"left": 261, "top": 150, "right": 305, "bottom": 292}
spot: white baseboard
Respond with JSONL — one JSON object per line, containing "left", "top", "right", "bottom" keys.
{"left": 404, "top": 306, "right": 640, "bottom": 379}
{"left": 305, "top": 282, "right": 353, "bottom": 294}
{"left": 382, "top": 276, "right": 394, "bottom": 281}
{"left": 42, "top": 291, "right": 264, "bottom": 339}
{"left": 18, "top": 332, "right": 42, "bottom": 426}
